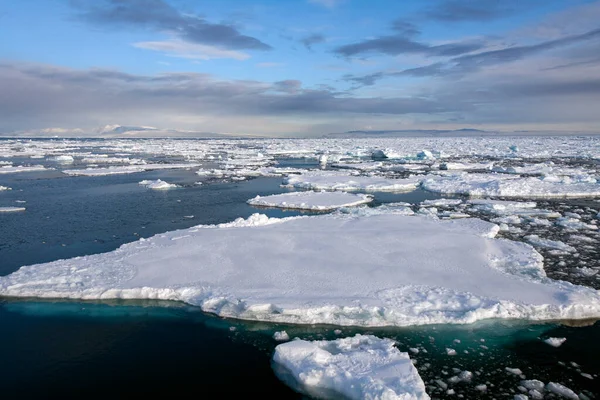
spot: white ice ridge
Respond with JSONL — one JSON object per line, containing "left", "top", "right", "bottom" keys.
{"left": 422, "top": 173, "right": 600, "bottom": 198}
{"left": 273, "top": 335, "right": 429, "bottom": 400}
{"left": 0, "top": 207, "right": 26, "bottom": 212}
{"left": 283, "top": 171, "right": 421, "bottom": 192}
{"left": 0, "top": 165, "right": 49, "bottom": 174}
{"left": 138, "top": 179, "right": 178, "bottom": 190}
{"left": 247, "top": 191, "right": 372, "bottom": 210}
{"left": 62, "top": 163, "right": 200, "bottom": 176}
{"left": 3, "top": 213, "right": 600, "bottom": 326}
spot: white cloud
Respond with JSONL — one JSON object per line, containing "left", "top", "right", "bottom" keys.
{"left": 133, "top": 39, "right": 250, "bottom": 61}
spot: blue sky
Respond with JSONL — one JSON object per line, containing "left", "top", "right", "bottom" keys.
{"left": 1, "top": 0, "right": 600, "bottom": 136}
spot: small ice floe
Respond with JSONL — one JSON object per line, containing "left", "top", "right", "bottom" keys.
{"left": 138, "top": 179, "right": 178, "bottom": 190}
{"left": 272, "top": 335, "right": 429, "bottom": 400}
{"left": 505, "top": 367, "right": 523, "bottom": 375}
{"left": 0, "top": 186, "right": 11, "bottom": 191}
{"left": 0, "top": 165, "right": 49, "bottom": 174}
{"left": 543, "top": 337, "right": 566, "bottom": 347}
{"left": 52, "top": 155, "right": 74, "bottom": 163}
{"left": 421, "top": 199, "right": 463, "bottom": 207}
{"left": 273, "top": 331, "right": 290, "bottom": 341}
{"left": 555, "top": 217, "right": 597, "bottom": 231}
{"left": 0, "top": 207, "right": 26, "bottom": 212}
{"left": 545, "top": 382, "right": 578, "bottom": 400}
{"left": 446, "top": 348, "right": 457, "bottom": 356}
{"left": 247, "top": 191, "right": 372, "bottom": 211}
{"left": 440, "top": 162, "right": 493, "bottom": 171}
{"left": 283, "top": 171, "right": 421, "bottom": 192}
{"left": 524, "top": 235, "right": 576, "bottom": 252}
{"left": 63, "top": 163, "right": 200, "bottom": 176}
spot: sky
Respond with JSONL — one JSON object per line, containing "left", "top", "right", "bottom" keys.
{"left": 1, "top": 0, "right": 599, "bottom": 136}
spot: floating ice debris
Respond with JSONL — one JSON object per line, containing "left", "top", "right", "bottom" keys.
{"left": 468, "top": 199, "right": 537, "bottom": 214}
{"left": 138, "top": 179, "right": 178, "bottom": 190}
{"left": 0, "top": 165, "right": 49, "bottom": 174}
{"left": 52, "top": 155, "right": 74, "bottom": 163}
{"left": 283, "top": 171, "right": 421, "bottom": 192}
{"left": 475, "top": 384, "right": 487, "bottom": 392}
{"left": 247, "top": 192, "right": 372, "bottom": 211}
{"left": 514, "top": 394, "right": 528, "bottom": 400}
{"left": 272, "top": 335, "right": 429, "bottom": 400}
{"left": 524, "top": 235, "right": 576, "bottom": 252}
{"left": 543, "top": 337, "right": 567, "bottom": 347}
{"left": 422, "top": 174, "right": 600, "bottom": 198}
{"left": 273, "top": 331, "right": 290, "bottom": 341}
{"left": 0, "top": 186, "right": 10, "bottom": 191}
{"left": 521, "top": 380, "right": 545, "bottom": 392}
{"left": 0, "top": 207, "right": 26, "bottom": 212}
{"left": 506, "top": 367, "right": 523, "bottom": 375}
{"left": 440, "top": 162, "right": 493, "bottom": 171}
{"left": 63, "top": 163, "right": 200, "bottom": 176}
{"left": 421, "top": 199, "right": 463, "bottom": 207}
{"left": 3, "top": 213, "right": 600, "bottom": 326}
{"left": 555, "top": 217, "right": 597, "bottom": 231}
{"left": 446, "top": 348, "right": 457, "bottom": 356}
{"left": 545, "top": 382, "right": 578, "bottom": 400}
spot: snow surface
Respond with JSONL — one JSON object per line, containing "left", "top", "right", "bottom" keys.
{"left": 283, "top": 171, "right": 421, "bottom": 192}
{"left": 422, "top": 173, "right": 600, "bottom": 198}
{"left": 273, "top": 335, "right": 429, "bottom": 400}
{"left": 0, "top": 207, "right": 26, "bottom": 212}
{"left": 543, "top": 337, "right": 567, "bottom": 347}
{"left": 2, "top": 213, "right": 600, "bottom": 327}
{"left": 63, "top": 163, "right": 199, "bottom": 176}
{"left": 138, "top": 179, "right": 178, "bottom": 190}
{"left": 247, "top": 191, "right": 372, "bottom": 210}
{"left": 0, "top": 165, "right": 49, "bottom": 174}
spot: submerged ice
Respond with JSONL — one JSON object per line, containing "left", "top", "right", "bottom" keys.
{"left": 2, "top": 212, "right": 600, "bottom": 327}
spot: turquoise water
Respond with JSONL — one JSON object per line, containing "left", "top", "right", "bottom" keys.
{"left": 1, "top": 151, "right": 599, "bottom": 398}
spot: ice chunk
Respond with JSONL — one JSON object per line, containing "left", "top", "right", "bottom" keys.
{"left": 247, "top": 192, "right": 372, "bottom": 211}
{"left": 543, "top": 337, "right": 566, "bottom": 347}
{"left": 52, "top": 155, "right": 74, "bottom": 163}
{"left": 0, "top": 207, "right": 26, "bottom": 212}
{"left": 421, "top": 199, "right": 463, "bottom": 207}
{"left": 138, "top": 179, "right": 178, "bottom": 190}
{"left": 521, "top": 380, "right": 544, "bottom": 392}
{"left": 273, "top": 331, "right": 290, "bottom": 341}
{"left": 2, "top": 213, "right": 600, "bottom": 327}
{"left": 283, "top": 171, "right": 421, "bottom": 192}
{"left": 272, "top": 335, "right": 429, "bottom": 400}
{"left": 0, "top": 186, "right": 11, "bottom": 191}
{"left": 524, "top": 235, "right": 576, "bottom": 252}
{"left": 441, "top": 162, "right": 493, "bottom": 171}
{"left": 545, "top": 382, "right": 578, "bottom": 399}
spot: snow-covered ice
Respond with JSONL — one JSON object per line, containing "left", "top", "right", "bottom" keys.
{"left": 283, "top": 171, "right": 421, "bottom": 192}
{"left": 0, "top": 165, "right": 49, "bottom": 174}
{"left": 0, "top": 186, "right": 10, "bottom": 191}
{"left": 138, "top": 179, "right": 178, "bottom": 190}
{"left": 422, "top": 173, "right": 600, "bottom": 198}
{"left": 273, "top": 335, "right": 429, "bottom": 400}
{"left": 524, "top": 235, "right": 576, "bottom": 252}
{"left": 247, "top": 191, "right": 372, "bottom": 211}
{"left": 0, "top": 207, "right": 26, "bottom": 212}
{"left": 63, "top": 163, "right": 199, "bottom": 176}
{"left": 543, "top": 337, "right": 566, "bottom": 347}
{"left": 2, "top": 213, "right": 600, "bottom": 326}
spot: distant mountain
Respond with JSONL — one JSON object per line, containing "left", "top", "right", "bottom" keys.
{"left": 324, "top": 128, "right": 493, "bottom": 138}
{"left": 96, "top": 124, "right": 159, "bottom": 135}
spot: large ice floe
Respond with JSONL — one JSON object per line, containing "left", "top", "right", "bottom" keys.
{"left": 422, "top": 173, "right": 600, "bottom": 198}
{"left": 0, "top": 165, "right": 50, "bottom": 174}
{"left": 273, "top": 335, "right": 429, "bottom": 400}
{"left": 247, "top": 191, "right": 372, "bottom": 211}
{"left": 2, "top": 212, "right": 600, "bottom": 327}
{"left": 138, "top": 179, "right": 178, "bottom": 190}
{"left": 62, "top": 163, "right": 200, "bottom": 176}
{"left": 283, "top": 171, "right": 421, "bottom": 192}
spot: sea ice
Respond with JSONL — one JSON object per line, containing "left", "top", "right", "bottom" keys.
{"left": 272, "top": 335, "right": 429, "bottom": 400}
{"left": 138, "top": 180, "right": 178, "bottom": 190}
{"left": 283, "top": 171, "right": 421, "bottom": 192}
{"left": 422, "top": 174, "right": 600, "bottom": 198}
{"left": 0, "top": 207, "right": 26, "bottom": 212}
{"left": 545, "top": 382, "right": 578, "bottom": 399}
{"left": 543, "top": 337, "right": 567, "bottom": 347}
{"left": 524, "top": 235, "right": 576, "bottom": 252}
{"left": 3, "top": 213, "right": 600, "bottom": 326}
{"left": 0, "top": 186, "right": 10, "bottom": 191}
{"left": 247, "top": 191, "right": 372, "bottom": 211}
{"left": 0, "top": 165, "right": 49, "bottom": 174}
{"left": 63, "top": 163, "right": 200, "bottom": 176}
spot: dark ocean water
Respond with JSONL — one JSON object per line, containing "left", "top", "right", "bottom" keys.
{"left": 1, "top": 156, "right": 599, "bottom": 399}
